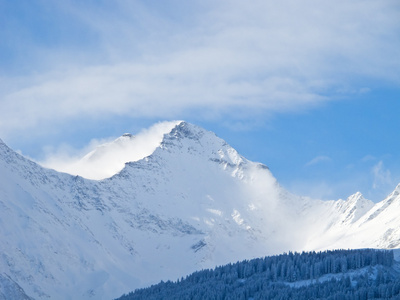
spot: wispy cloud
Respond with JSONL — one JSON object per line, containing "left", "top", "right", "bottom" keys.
{"left": 305, "top": 155, "right": 332, "bottom": 167}
{"left": 0, "top": 0, "right": 399, "bottom": 138}
{"left": 371, "top": 161, "right": 392, "bottom": 190}
{"left": 361, "top": 155, "right": 376, "bottom": 162}
{"left": 39, "top": 121, "right": 181, "bottom": 179}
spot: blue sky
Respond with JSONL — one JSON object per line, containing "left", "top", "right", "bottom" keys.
{"left": 1, "top": 0, "right": 399, "bottom": 201}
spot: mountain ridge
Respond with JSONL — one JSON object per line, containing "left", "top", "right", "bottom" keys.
{"left": 0, "top": 121, "right": 399, "bottom": 299}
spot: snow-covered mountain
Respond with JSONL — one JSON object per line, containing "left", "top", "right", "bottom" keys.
{"left": 39, "top": 121, "right": 182, "bottom": 180}
{"left": 0, "top": 121, "right": 399, "bottom": 299}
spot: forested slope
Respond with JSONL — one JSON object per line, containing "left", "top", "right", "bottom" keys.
{"left": 117, "top": 249, "right": 400, "bottom": 300}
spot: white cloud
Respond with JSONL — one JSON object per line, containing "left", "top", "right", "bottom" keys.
{"left": 372, "top": 161, "right": 392, "bottom": 190}
{"left": 39, "top": 121, "right": 181, "bottom": 179}
{"left": 361, "top": 155, "right": 376, "bottom": 162}
{"left": 305, "top": 155, "right": 332, "bottom": 167}
{"left": 287, "top": 180, "right": 337, "bottom": 200}
{"left": 0, "top": 0, "right": 399, "bottom": 138}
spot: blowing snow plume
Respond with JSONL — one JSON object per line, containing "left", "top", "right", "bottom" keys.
{"left": 39, "top": 121, "right": 182, "bottom": 179}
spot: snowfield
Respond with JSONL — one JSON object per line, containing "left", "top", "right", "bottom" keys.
{"left": 0, "top": 121, "right": 399, "bottom": 299}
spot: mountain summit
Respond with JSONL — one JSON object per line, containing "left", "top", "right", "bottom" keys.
{"left": 40, "top": 120, "right": 182, "bottom": 179}
{"left": 0, "top": 121, "right": 399, "bottom": 299}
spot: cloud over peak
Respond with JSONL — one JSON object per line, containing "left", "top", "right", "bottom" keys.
{"left": 39, "top": 121, "right": 181, "bottom": 180}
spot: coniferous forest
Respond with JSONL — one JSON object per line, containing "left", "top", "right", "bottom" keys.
{"left": 116, "top": 249, "right": 400, "bottom": 300}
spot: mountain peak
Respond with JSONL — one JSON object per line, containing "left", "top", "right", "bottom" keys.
{"left": 166, "top": 121, "right": 205, "bottom": 141}
{"left": 334, "top": 192, "right": 374, "bottom": 225}
{"left": 346, "top": 191, "right": 364, "bottom": 203}
{"left": 157, "top": 121, "right": 248, "bottom": 171}
{"left": 160, "top": 122, "right": 213, "bottom": 148}
{"left": 39, "top": 121, "right": 182, "bottom": 180}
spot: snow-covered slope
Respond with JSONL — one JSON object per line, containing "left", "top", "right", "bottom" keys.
{"left": 39, "top": 120, "right": 181, "bottom": 179}
{"left": 310, "top": 184, "right": 400, "bottom": 251}
{"left": 0, "top": 121, "right": 399, "bottom": 299}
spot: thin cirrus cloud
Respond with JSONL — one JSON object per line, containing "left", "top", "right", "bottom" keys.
{"left": 0, "top": 0, "right": 399, "bottom": 138}
{"left": 305, "top": 155, "right": 332, "bottom": 167}
{"left": 372, "top": 161, "right": 393, "bottom": 190}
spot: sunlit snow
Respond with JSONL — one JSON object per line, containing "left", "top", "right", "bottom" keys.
{"left": 40, "top": 120, "right": 182, "bottom": 179}
{"left": 0, "top": 122, "right": 399, "bottom": 300}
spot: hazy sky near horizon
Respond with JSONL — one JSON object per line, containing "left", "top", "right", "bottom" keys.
{"left": 1, "top": 0, "right": 399, "bottom": 201}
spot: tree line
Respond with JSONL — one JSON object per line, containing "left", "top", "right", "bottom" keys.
{"left": 116, "top": 249, "right": 399, "bottom": 300}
